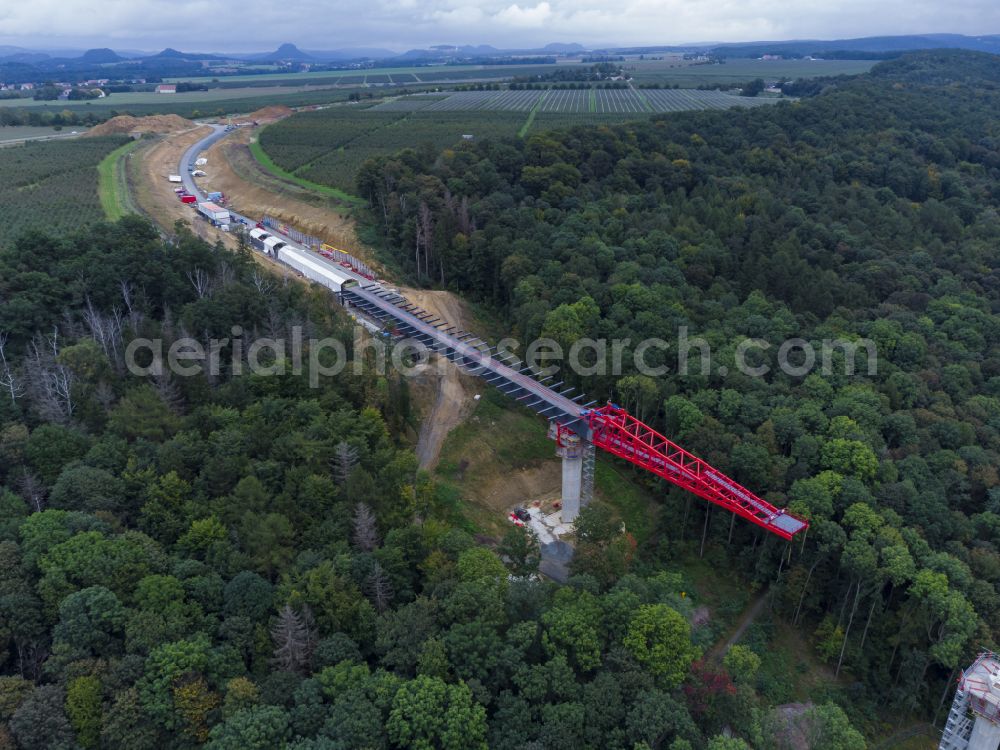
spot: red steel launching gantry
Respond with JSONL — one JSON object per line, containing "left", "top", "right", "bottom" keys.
{"left": 553, "top": 404, "right": 809, "bottom": 540}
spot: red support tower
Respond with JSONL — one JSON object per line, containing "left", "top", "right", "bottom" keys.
{"left": 553, "top": 404, "right": 808, "bottom": 541}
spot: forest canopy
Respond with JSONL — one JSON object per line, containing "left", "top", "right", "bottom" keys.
{"left": 1, "top": 48, "right": 999, "bottom": 749}
{"left": 356, "top": 47, "right": 1000, "bottom": 731}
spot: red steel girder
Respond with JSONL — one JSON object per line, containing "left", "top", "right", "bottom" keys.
{"left": 567, "top": 404, "right": 808, "bottom": 540}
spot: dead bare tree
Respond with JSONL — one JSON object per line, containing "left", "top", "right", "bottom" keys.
{"left": 94, "top": 381, "right": 116, "bottom": 413}
{"left": 0, "top": 331, "right": 24, "bottom": 406}
{"left": 82, "top": 297, "right": 126, "bottom": 371}
{"left": 271, "top": 604, "right": 317, "bottom": 674}
{"left": 265, "top": 306, "right": 284, "bottom": 339}
{"left": 187, "top": 268, "right": 213, "bottom": 299}
{"left": 26, "top": 329, "right": 75, "bottom": 424}
{"left": 217, "top": 261, "right": 236, "bottom": 289}
{"left": 153, "top": 370, "right": 184, "bottom": 415}
{"left": 352, "top": 502, "right": 379, "bottom": 552}
{"left": 364, "top": 561, "right": 394, "bottom": 613}
{"left": 18, "top": 473, "right": 46, "bottom": 513}
{"left": 418, "top": 202, "right": 434, "bottom": 281}
{"left": 252, "top": 269, "right": 275, "bottom": 297}
{"left": 332, "top": 442, "right": 359, "bottom": 485}
{"left": 161, "top": 306, "right": 175, "bottom": 341}
{"left": 120, "top": 279, "right": 143, "bottom": 332}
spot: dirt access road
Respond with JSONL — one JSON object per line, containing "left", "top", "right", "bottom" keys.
{"left": 404, "top": 288, "right": 479, "bottom": 470}
{"left": 133, "top": 124, "right": 215, "bottom": 238}
{"left": 199, "top": 127, "right": 365, "bottom": 257}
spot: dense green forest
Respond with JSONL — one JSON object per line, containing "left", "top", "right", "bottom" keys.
{"left": 2, "top": 47, "right": 998, "bottom": 749}
{"left": 0, "top": 218, "right": 871, "bottom": 749}
{"left": 357, "top": 47, "right": 1000, "bottom": 730}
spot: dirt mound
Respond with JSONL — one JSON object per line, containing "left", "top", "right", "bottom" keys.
{"left": 233, "top": 105, "right": 294, "bottom": 124}
{"left": 87, "top": 114, "right": 194, "bottom": 137}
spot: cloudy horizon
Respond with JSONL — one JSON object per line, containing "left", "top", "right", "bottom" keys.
{"left": 0, "top": 0, "right": 997, "bottom": 54}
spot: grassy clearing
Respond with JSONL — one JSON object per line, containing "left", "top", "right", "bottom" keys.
{"left": 433, "top": 389, "right": 554, "bottom": 537}
{"left": 97, "top": 139, "right": 142, "bottom": 220}
{"left": 518, "top": 91, "right": 546, "bottom": 137}
{"left": 248, "top": 138, "right": 364, "bottom": 206}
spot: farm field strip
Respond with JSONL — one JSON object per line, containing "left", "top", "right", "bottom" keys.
{"left": 539, "top": 90, "right": 590, "bottom": 113}
{"left": 422, "top": 91, "right": 500, "bottom": 111}
{"left": 626, "top": 57, "right": 876, "bottom": 85}
{"left": 643, "top": 88, "right": 780, "bottom": 111}
{"left": 0, "top": 85, "right": 344, "bottom": 108}
{"left": 369, "top": 97, "right": 440, "bottom": 111}
{"left": 383, "top": 87, "right": 781, "bottom": 114}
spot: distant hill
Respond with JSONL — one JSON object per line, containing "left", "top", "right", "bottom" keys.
{"left": 304, "top": 47, "right": 398, "bottom": 61}
{"left": 397, "top": 42, "right": 582, "bottom": 60}
{"left": 152, "top": 47, "right": 186, "bottom": 58}
{"left": 251, "top": 43, "right": 314, "bottom": 62}
{"left": 79, "top": 48, "right": 122, "bottom": 64}
{"left": 707, "top": 33, "right": 1000, "bottom": 58}
{"left": 542, "top": 43, "right": 585, "bottom": 53}
{"left": 148, "top": 47, "right": 226, "bottom": 61}
{"left": 0, "top": 50, "right": 50, "bottom": 64}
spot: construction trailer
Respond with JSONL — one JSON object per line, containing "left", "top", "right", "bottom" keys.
{"left": 262, "top": 236, "right": 286, "bottom": 258}
{"left": 277, "top": 244, "right": 355, "bottom": 292}
{"left": 168, "top": 174, "right": 182, "bottom": 183}
{"left": 941, "top": 653, "right": 1000, "bottom": 750}
{"left": 197, "top": 201, "right": 230, "bottom": 225}
{"left": 248, "top": 228, "right": 270, "bottom": 252}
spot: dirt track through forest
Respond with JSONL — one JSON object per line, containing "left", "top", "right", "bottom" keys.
{"left": 707, "top": 588, "right": 769, "bottom": 662}
{"left": 405, "top": 288, "right": 478, "bottom": 469}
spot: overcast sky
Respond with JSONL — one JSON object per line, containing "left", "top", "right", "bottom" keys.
{"left": 0, "top": 0, "right": 997, "bottom": 53}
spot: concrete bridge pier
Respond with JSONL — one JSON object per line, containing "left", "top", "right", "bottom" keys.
{"left": 554, "top": 431, "right": 594, "bottom": 524}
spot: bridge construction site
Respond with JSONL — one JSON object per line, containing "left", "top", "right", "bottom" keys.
{"left": 180, "top": 124, "right": 810, "bottom": 544}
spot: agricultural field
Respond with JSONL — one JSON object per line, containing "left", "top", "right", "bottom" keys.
{"left": 417, "top": 90, "right": 543, "bottom": 112}
{"left": 373, "top": 87, "right": 783, "bottom": 113}
{"left": 257, "top": 83, "right": 788, "bottom": 197}
{"left": 167, "top": 62, "right": 594, "bottom": 86}
{"left": 257, "top": 107, "right": 534, "bottom": 194}
{"left": 0, "top": 126, "right": 90, "bottom": 143}
{"left": 0, "top": 86, "right": 388, "bottom": 124}
{"left": 0, "top": 135, "right": 129, "bottom": 249}
{"left": 258, "top": 107, "right": 404, "bottom": 172}
{"left": 368, "top": 95, "right": 446, "bottom": 111}
{"left": 296, "top": 111, "right": 527, "bottom": 193}
{"left": 538, "top": 89, "right": 591, "bottom": 113}
{"left": 2, "top": 85, "right": 346, "bottom": 108}
{"left": 626, "top": 56, "right": 875, "bottom": 85}
{"left": 163, "top": 57, "right": 869, "bottom": 90}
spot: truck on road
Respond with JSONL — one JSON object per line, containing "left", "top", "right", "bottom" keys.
{"left": 197, "top": 201, "right": 231, "bottom": 225}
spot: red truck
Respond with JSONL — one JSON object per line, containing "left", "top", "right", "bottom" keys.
{"left": 180, "top": 195, "right": 197, "bottom": 204}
